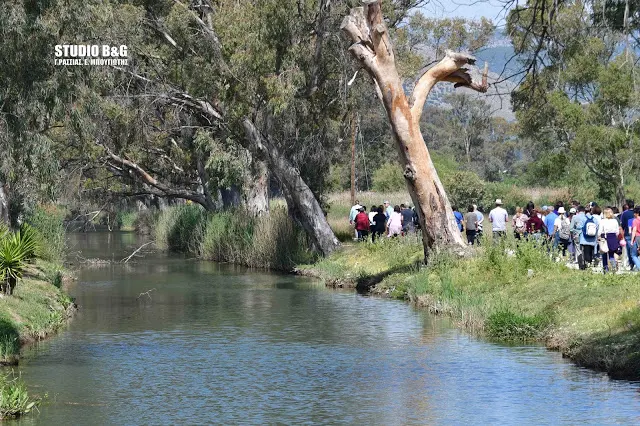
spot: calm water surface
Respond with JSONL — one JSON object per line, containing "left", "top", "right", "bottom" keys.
{"left": 9, "top": 232, "right": 640, "bottom": 424}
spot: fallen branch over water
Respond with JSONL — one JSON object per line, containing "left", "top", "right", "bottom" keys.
{"left": 121, "top": 241, "right": 155, "bottom": 263}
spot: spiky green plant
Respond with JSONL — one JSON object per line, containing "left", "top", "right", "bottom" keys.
{"left": 0, "top": 230, "right": 37, "bottom": 295}
{"left": 17, "top": 224, "right": 40, "bottom": 260}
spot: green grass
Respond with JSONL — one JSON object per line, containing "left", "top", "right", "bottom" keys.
{"left": 304, "top": 232, "right": 640, "bottom": 380}
{"left": 0, "top": 260, "right": 73, "bottom": 364}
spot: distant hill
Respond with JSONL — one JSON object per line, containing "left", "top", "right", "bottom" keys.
{"left": 415, "top": 41, "right": 520, "bottom": 121}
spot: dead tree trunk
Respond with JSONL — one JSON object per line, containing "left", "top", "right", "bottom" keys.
{"left": 243, "top": 118, "right": 339, "bottom": 256}
{"left": 341, "top": 1, "right": 488, "bottom": 262}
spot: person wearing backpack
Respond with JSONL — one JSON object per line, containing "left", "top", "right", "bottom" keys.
{"left": 579, "top": 208, "right": 601, "bottom": 270}
{"left": 553, "top": 207, "right": 571, "bottom": 257}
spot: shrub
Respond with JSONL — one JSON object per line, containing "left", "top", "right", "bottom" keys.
{"left": 115, "top": 211, "right": 138, "bottom": 231}
{"left": 443, "top": 170, "right": 486, "bottom": 210}
{"left": 486, "top": 308, "right": 550, "bottom": 341}
{"left": 0, "top": 372, "right": 38, "bottom": 419}
{"left": 24, "top": 206, "right": 66, "bottom": 262}
{"left": 154, "top": 204, "right": 206, "bottom": 252}
{"left": 200, "top": 208, "right": 314, "bottom": 270}
{"left": 372, "top": 162, "right": 405, "bottom": 192}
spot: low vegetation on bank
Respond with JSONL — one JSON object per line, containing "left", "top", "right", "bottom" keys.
{"left": 151, "top": 205, "right": 316, "bottom": 270}
{"left": 0, "top": 206, "right": 72, "bottom": 418}
{"left": 300, "top": 235, "right": 640, "bottom": 380}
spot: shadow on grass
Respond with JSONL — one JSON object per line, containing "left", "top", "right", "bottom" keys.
{"left": 0, "top": 318, "right": 21, "bottom": 365}
{"left": 355, "top": 261, "right": 422, "bottom": 293}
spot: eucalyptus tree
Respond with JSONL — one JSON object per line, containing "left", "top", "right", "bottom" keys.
{"left": 507, "top": 0, "right": 640, "bottom": 205}
{"left": 341, "top": 0, "right": 491, "bottom": 260}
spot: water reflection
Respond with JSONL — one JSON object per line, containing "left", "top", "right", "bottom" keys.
{"left": 8, "top": 232, "right": 640, "bottom": 425}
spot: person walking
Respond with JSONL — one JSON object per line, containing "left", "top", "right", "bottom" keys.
{"left": 463, "top": 204, "right": 478, "bottom": 245}
{"left": 554, "top": 207, "right": 571, "bottom": 257}
{"left": 387, "top": 205, "right": 403, "bottom": 237}
{"left": 371, "top": 206, "right": 387, "bottom": 243}
{"left": 526, "top": 208, "right": 546, "bottom": 242}
{"left": 473, "top": 204, "right": 484, "bottom": 240}
{"left": 620, "top": 201, "right": 635, "bottom": 269}
{"left": 452, "top": 206, "right": 464, "bottom": 234}
{"left": 545, "top": 206, "right": 558, "bottom": 249}
{"left": 368, "top": 205, "right": 377, "bottom": 239}
{"left": 630, "top": 206, "right": 640, "bottom": 272}
{"left": 489, "top": 199, "right": 508, "bottom": 240}
{"left": 384, "top": 201, "right": 394, "bottom": 219}
{"left": 349, "top": 199, "right": 361, "bottom": 240}
{"left": 512, "top": 206, "right": 529, "bottom": 240}
{"left": 401, "top": 203, "right": 415, "bottom": 235}
{"left": 354, "top": 206, "right": 370, "bottom": 241}
{"left": 570, "top": 206, "right": 586, "bottom": 264}
{"left": 598, "top": 208, "right": 621, "bottom": 273}
{"left": 579, "top": 208, "right": 601, "bottom": 270}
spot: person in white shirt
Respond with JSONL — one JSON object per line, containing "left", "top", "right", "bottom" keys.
{"left": 489, "top": 199, "right": 508, "bottom": 240}
{"left": 349, "top": 200, "right": 361, "bottom": 240}
{"left": 598, "top": 208, "right": 621, "bottom": 272}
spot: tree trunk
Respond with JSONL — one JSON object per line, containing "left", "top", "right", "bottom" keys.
{"left": 616, "top": 166, "right": 626, "bottom": 209}
{"left": 0, "top": 181, "right": 9, "bottom": 225}
{"left": 350, "top": 111, "right": 357, "bottom": 206}
{"left": 243, "top": 154, "right": 269, "bottom": 216}
{"left": 243, "top": 118, "right": 339, "bottom": 256}
{"left": 341, "top": 1, "right": 488, "bottom": 262}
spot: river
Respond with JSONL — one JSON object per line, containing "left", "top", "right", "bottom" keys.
{"left": 10, "top": 232, "right": 640, "bottom": 424}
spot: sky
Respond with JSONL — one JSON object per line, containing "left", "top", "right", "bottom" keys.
{"left": 424, "top": 0, "right": 513, "bottom": 26}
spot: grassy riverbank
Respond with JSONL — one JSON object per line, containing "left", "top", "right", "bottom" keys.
{"left": 298, "top": 236, "right": 640, "bottom": 380}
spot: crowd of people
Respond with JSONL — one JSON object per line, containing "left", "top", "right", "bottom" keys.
{"left": 348, "top": 197, "right": 640, "bottom": 273}
{"left": 453, "top": 198, "right": 640, "bottom": 273}
{"left": 349, "top": 200, "right": 418, "bottom": 242}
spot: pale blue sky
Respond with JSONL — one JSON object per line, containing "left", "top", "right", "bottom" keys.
{"left": 423, "top": 0, "right": 512, "bottom": 25}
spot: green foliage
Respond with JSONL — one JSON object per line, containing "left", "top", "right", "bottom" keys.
{"left": 0, "top": 371, "right": 39, "bottom": 419}
{"left": 486, "top": 309, "right": 550, "bottom": 341}
{"left": 155, "top": 205, "right": 206, "bottom": 253}
{"left": 155, "top": 206, "right": 315, "bottom": 270}
{"left": 24, "top": 206, "right": 66, "bottom": 262}
{"left": 0, "top": 232, "right": 33, "bottom": 290}
{"left": 115, "top": 211, "right": 138, "bottom": 231}
{"left": 200, "top": 208, "right": 315, "bottom": 270}
{"left": 443, "top": 170, "right": 486, "bottom": 210}
{"left": 372, "top": 162, "right": 405, "bottom": 192}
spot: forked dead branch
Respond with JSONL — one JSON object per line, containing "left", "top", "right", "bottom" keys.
{"left": 341, "top": 0, "right": 488, "bottom": 262}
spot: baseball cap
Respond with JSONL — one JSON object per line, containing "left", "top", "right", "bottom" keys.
{"left": 569, "top": 207, "right": 576, "bottom": 214}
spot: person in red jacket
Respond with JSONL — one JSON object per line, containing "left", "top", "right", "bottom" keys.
{"left": 355, "top": 206, "right": 370, "bottom": 241}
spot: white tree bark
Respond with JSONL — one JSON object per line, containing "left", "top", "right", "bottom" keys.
{"left": 341, "top": 1, "right": 488, "bottom": 261}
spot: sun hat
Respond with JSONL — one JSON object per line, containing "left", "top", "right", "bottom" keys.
{"left": 558, "top": 207, "right": 566, "bottom": 214}
{"left": 495, "top": 199, "right": 503, "bottom": 205}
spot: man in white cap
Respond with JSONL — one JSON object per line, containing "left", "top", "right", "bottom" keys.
{"left": 489, "top": 199, "right": 508, "bottom": 240}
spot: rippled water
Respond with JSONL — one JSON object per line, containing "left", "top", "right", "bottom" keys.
{"left": 10, "top": 232, "right": 640, "bottom": 424}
